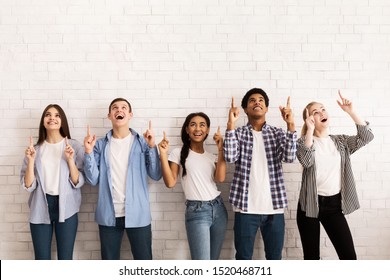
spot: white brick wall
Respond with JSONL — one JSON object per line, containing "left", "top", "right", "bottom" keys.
{"left": 1, "top": 0, "right": 389, "bottom": 260}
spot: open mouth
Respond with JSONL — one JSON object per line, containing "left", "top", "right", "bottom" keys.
{"left": 321, "top": 118, "right": 328, "bottom": 123}
{"left": 115, "top": 114, "right": 125, "bottom": 120}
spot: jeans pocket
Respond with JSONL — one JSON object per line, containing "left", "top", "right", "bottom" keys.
{"left": 185, "top": 201, "right": 202, "bottom": 213}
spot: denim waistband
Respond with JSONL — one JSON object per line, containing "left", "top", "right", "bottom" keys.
{"left": 185, "top": 195, "right": 223, "bottom": 207}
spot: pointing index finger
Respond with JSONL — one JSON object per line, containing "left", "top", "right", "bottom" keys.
{"left": 231, "top": 96, "right": 235, "bottom": 108}
{"left": 29, "top": 136, "right": 33, "bottom": 147}
{"left": 65, "top": 136, "right": 69, "bottom": 146}
{"left": 148, "top": 120, "right": 152, "bottom": 130}
{"left": 286, "top": 96, "right": 291, "bottom": 108}
{"left": 338, "top": 89, "right": 343, "bottom": 100}
{"left": 163, "top": 131, "right": 166, "bottom": 141}
{"left": 87, "top": 125, "right": 91, "bottom": 137}
{"left": 217, "top": 126, "right": 221, "bottom": 134}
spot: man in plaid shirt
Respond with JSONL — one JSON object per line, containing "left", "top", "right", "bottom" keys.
{"left": 223, "top": 88, "right": 297, "bottom": 260}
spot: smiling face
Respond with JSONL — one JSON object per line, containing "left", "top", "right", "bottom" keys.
{"left": 244, "top": 93, "right": 269, "bottom": 119}
{"left": 43, "top": 107, "right": 62, "bottom": 131}
{"left": 185, "top": 115, "right": 210, "bottom": 143}
{"left": 108, "top": 100, "right": 133, "bottom": 127}
{"left": 308, "top": 102, "right": 330, "bottom": 130}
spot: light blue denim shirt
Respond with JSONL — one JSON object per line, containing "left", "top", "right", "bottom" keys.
{"left": 20, "top": 139, "right": 85, "bottom": 224}
{"left": 84, "top": 129, "right": 162, "bottom": 228}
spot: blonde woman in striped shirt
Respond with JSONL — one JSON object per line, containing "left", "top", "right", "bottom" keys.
{"left": 296, "top": 91, "right": 374, "bottom": 260}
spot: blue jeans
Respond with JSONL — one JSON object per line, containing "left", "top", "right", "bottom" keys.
{"left": 30, "top": 195, "right": 78, "bottom": 260}
{"left": 185, "top": 195, "right": 228, "bottom": 260}
{"left": 234, "top": 212, "right": 285, "bottom": 260}
{"left": 98, "top": 217, "right": 152, "bottom": 260}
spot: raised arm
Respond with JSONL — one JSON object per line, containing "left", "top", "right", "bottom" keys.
{"left": 158, "top": 131, "right": 179, "bottom": 188}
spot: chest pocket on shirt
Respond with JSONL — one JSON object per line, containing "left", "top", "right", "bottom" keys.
{"left": 130, "top": 141, "right": 148, "bottom": 182}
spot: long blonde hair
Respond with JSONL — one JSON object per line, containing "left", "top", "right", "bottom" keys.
{"left": 301, "top": 101, "right": 320, "bottom": 137}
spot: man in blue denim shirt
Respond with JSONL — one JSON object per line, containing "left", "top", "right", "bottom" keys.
{"left": 84, "top": 98, "right": 162, "bottom": 260}
{"left": 223, "top": 88, "right": 297, "bottom": 260}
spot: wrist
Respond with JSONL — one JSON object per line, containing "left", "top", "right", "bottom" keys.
{"left": 227, "top": 122, "right": 235, "bottom": 130}
{"left": 287, "top": 122, "right": 296, "bottom": 132}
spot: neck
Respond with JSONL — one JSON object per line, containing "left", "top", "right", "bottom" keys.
{"left": 249, "top": 118, "right": 266, "bottom": 131}
{"left": 45, "top": 130, "right": 64, "bottom": 143}
{"left": 112, "top": 126, "right": 131, "bottom": 139}
{"left": 314, "top": 128, "right": 329, "bottom": 138}
{"left": 190, "top": 142, "right": 204, "bottom": 153}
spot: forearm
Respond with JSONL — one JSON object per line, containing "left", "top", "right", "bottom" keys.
{"left": 348, "top": 111, "right": 365, "bottom": 125}
{"left": 287, "top": 122, "right": 296, "bottom": 133}
{"left": 67, "top": 159, "right": 80, "bottom": 185}
{"left": 160, "top": 153, "right": 177, "bottom": 188}
{"left": 304, "top": 131, "right": 314, "bottom": 148}
{"left": 24, "top": 161, "right": 35, "bottom": 188}
{"left": 214, "top": 151, "right": 226, "bottom": 183}
{"left": 223, "top": 130, "right": 239, "bottom": 163}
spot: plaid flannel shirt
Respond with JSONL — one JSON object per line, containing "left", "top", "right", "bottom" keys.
{"left": 223, "top": 123, "right": 297, "bottom": 212}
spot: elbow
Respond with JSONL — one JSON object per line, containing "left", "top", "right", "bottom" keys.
{"left": 86, "top": 177, "right": 98, "bottom": 186}
{"left": 164, "top": 180, "right": 176, "bottom": 188}
{"left": 224, "top": 155, "right": 236, "bottom": 163}
{"left": 215, "top": 177, "right": 225, "bottom": 184}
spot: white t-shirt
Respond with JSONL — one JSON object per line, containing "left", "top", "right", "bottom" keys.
{"left": 235, "top": 130, "right": 284, "bottom": 214}
{"left": 110, "top": 133, "right": 134, "bottom": 217}
{"left": 313, "top": 136, "right": 342, "bottom": 196}
{"left": 40, "top": 139, "right": 64, "bottom": 196}
{"left": 168, "top": 147, "right": 220, "bottom": 201}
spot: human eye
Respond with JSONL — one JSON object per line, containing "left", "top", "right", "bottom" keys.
{"left": 312, "top": 110, "right": 319, "bottom": 115}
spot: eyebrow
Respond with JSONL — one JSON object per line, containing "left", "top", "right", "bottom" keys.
{"left": 311, "top": 106, "right": 324, "bottom": 112}
{"left": 111, "top": 103, "right": 128, "bottom": 109}
{"left": 249, "top": 96, "right": 265, "bottom": 101}
{"left": 190, "top": 121, "right": 207, "bottom": 125}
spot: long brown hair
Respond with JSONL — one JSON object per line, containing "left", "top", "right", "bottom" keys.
{"left": 301, "top": 101, "right": 319, "bottom": 137}
{"left": 37, "top": 104, "right": 71, "bottom": 145}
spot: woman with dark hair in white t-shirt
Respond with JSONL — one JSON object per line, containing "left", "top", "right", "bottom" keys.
{"left": 158, "top": 112, "right": 228, "bottom": 260}
{"left": 20, "top": 104, "right": 85, "bottom": 259}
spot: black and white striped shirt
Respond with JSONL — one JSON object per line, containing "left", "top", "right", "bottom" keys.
{"left": 297, "top": 123, "right": 374, "bottom": 218}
